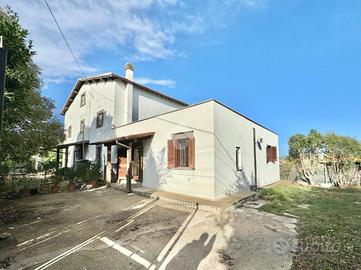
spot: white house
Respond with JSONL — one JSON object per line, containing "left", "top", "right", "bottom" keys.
{"left": 57, "top": 63, "right": 279, "bottom": 200}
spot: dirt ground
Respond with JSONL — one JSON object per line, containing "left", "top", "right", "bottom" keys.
{"left": 0, "top": 188, "right": 297, "bottom": 270}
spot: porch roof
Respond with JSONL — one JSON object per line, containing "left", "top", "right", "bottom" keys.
{"left": 94, "top": 132, "right": 155, "bottom": 146}
{"left": 57, "top": 140, "right": 89, "bottom": 148}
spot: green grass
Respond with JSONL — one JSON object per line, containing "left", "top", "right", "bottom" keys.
{"left": 259, "top": 181, "right": 361, "bottom": 270}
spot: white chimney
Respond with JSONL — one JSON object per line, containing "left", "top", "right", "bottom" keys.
{"left": 124, "top": 63, "right": 134, "bottom": 124}
{"left": 124, "top": 62, "right": 134, "bottom": 81}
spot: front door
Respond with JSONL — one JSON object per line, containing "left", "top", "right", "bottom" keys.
{"left": 118, "top": 148, "right": 127, "bottom": 179}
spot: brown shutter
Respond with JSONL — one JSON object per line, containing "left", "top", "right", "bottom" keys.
{"left": 167, "top": 140, "right": 175, "bottom": 168}
{"left": 272, "top": 146, "right": 277, "bottom": 162}
{"left": 188, "top": 137, "right": 195, "bottom": 169}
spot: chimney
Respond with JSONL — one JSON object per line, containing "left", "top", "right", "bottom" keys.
{"left": 124, "top": 62, "right": 134, "bottom": 81}
{"left": 124, "top": 63, "right": 134, "bottom": 124}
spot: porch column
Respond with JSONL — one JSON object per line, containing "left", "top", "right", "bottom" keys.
{"left": 106, "top": 145, "right": 112, "bottom": 188}
{"left": 126, "top": 143, "right": 132, "bottom": 193}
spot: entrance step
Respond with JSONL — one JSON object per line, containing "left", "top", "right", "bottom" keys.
{"left": 150, "top": 190, "right": 257, "bottom": 213}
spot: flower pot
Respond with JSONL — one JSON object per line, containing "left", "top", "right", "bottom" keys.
{"left": 51, "top": 184, "right": 60, "bottom": 193}
{"left": 90, "top": 180, "right": 97, "bottom": 188}
{"left": 67, "top": 182, "right": 76, "bottom": 192}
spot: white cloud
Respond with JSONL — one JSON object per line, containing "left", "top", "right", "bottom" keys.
{"left": 136, "top": 77, "right": 176, "bottom": 88}
{"left": 2, "top": 0, "right": 268, "bottom": 85}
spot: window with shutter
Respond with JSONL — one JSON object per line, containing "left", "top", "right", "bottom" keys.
{"left": 168, "top": 132, "right": 195, "bottom": 169}
{"left": 266, "top": 145, "right": 278, "bottom": 163}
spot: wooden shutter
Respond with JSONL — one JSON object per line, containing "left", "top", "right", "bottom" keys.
{"left": 272, "top": 146, "right": 277, "bottom": 162}
{"left": 167, "top": 140, "right": 175, "bottom": 168}
{"left": 188, "top": 137, "right": 195, "bottom": 169}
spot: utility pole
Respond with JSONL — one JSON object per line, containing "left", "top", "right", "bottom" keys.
{"left": 0, "top": 36, "right": 7, "bottom": 133}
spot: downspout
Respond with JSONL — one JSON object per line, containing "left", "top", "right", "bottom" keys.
{"left": 253, "top": 128, "right": 258, "bottom": 191}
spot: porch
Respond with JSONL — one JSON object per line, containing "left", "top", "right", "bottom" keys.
{"left": 97, "top": 132, "right": 155, "bottom": 188}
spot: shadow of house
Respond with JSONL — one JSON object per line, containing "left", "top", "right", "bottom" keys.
{"left": 165, "top": 233, "right": 216, "bottom": 270}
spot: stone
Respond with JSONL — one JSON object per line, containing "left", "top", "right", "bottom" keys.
{"left": 0, "top": 232, "right": 11, "bottom": 240}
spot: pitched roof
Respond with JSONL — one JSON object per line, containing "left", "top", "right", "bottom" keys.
{"left": 60, "top": 73, "right": 188, "bottom": 115}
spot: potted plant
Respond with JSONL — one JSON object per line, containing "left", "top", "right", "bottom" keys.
{"left": 88, "top": 162, "right": 102, "bottom": 188}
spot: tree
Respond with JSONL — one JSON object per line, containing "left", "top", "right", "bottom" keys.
{"left": 288, "top": 129, "right": 324, "bottom": 184}
{"left": 324, "top": 133, "right": 361, "bottom": 187}
{"left": 288, "top": 129, "right": 361, "bottom": 187}
{"left": 0, "top": 7, "right": 63, "bottom": 174}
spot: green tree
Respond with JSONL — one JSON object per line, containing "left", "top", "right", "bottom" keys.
{"left": 288, "top": 129, "right": 324, "bottom": 184}
{"left": 288, "top": 129, "right": 361, "bottom": 187}
{"left": 0, "top": 8, "right": 63, "bottom": 173}
{"left": 324, "top": 133, "right": 361, "bottom": 187}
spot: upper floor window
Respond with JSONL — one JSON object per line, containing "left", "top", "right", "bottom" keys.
{"left": 96, "top": 111, "right": 104, "bottom": 128}
{"left": 266, "top": 145, "right": 278, "bottom": 163}
{"left": 80, "top": 93, "right": 86, "bottom": 107}
{"left": 167, "top": 132, "right": 195, "bottom": 169}
{"left": 80, "top": 119, "right": 85, "bottom": 134}
{"left": 68, "top": 125, "right": 72, "bottom": 138}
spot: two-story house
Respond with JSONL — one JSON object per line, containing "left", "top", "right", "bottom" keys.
{"left": 57, "top": 63, "right": 280, "bottom": 200}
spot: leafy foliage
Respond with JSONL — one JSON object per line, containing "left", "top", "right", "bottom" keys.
{"left": 0, "top": 8, "right": 63, "bottom": 171}
{"left": 288, "top": 129, "right": 361, "bottom": 186}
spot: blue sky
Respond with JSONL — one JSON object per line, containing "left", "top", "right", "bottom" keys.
{"left": 3, "top": 0, "right": 361, "bottom": 156}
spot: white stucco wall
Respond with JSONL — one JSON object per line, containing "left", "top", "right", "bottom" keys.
{"left": 132, "top": 86, "right": 185, "bottom": 121}
{"left": 62, "top": 79, "right": 186, "bottom": 167}
{"left": 111, "top": 101, "right": 215, "bottom": 199}
{"left": 213, "top": 101, "right": 279, "bottom": 199}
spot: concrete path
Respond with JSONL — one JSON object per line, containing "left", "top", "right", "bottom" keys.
{"left": 0, "top": 190, "right": 297, "bottom": 270}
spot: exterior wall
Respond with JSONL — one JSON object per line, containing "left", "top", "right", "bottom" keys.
{"left": 62, "top": 79, "right": 185, "bottom": 167}
{"left": 132, "top": 86, "right": 185, "bottom": 122}
{"left": 213, "top": 101, "right": 279, "bottom": 199}
{"left": 111, "top": 101, "right": 216, "bottom": 200}
{"left": 63, "top": 80, "right": 118, "bottom": 167}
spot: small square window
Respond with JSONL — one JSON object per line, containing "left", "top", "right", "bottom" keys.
{"left": 80, "top": 93, "right": 86, "bottom": 107}
{"left": 96, "top": 111, "right": 104, "bottom": 128}
{"left": 68, "top": 125, "right": 72, "bottom": 138}
{"left": 266, "top": 145, "right": 278, "bottom": 163}
{"left": 80, "top": 120, "right": 85, "bottom": 134}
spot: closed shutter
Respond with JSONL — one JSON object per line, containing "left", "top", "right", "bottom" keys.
{"left": 188, "top": 137, "right": 195, "bottom": 169}
{"left": 272, "top": 146, "right": 277, "bottom": 162}
{"left": 167, "top": 140, "right": 175, "bottom": 168}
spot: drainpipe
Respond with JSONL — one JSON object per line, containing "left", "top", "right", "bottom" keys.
{"left": 253, "top": 128, "right": 258, "bottom": 191}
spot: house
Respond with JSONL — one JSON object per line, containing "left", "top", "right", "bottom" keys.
{"left": 57, "top": 63, "right": 279, "bottom": 200}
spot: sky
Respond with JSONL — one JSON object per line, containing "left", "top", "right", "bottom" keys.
{"left": 2, "top": 0, "right": 361, "bottom": 156}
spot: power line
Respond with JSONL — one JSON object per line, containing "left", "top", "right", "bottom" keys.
{"left": 43, "top": 0, "right": 130, "bottom": 119}
{"left": 44, "top": 0, "right": 84, "bottom": 75}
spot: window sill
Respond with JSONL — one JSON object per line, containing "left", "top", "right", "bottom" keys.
{"left": 169, "top": 167, "right": 195, "bottom": 170}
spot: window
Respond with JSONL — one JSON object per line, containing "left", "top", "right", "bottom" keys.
{"left": 176, "top": 139, "right": 189, "bottom": 167}
{"left": 80, "top": 119, "right": 85, "bottom": 134}
{"left": 68, "top": 125, "right": 72, "bottom": 138}
{"left": 96, "top": 111, "right": 104, "bottom": 128}
{"left": 236, "top": 147, "right": 242, "bottom": 171}
{"left": 80, "top": 93, "right": 86, "bottom": 107}
{"left": 167, "top": 132, "right": 195, "bottom": 169}
{"left": 266, "top": 145, "right": 278, "bottom": 163}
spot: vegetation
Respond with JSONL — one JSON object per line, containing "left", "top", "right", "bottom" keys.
{"left": 288, "top": 129, "right": 361, "bottom": 187}
{"left": 0, "top": 8, "right": 63, "bottom": 177}
{"left": 259, "top": 181, "right": 361, "bottom": 270}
